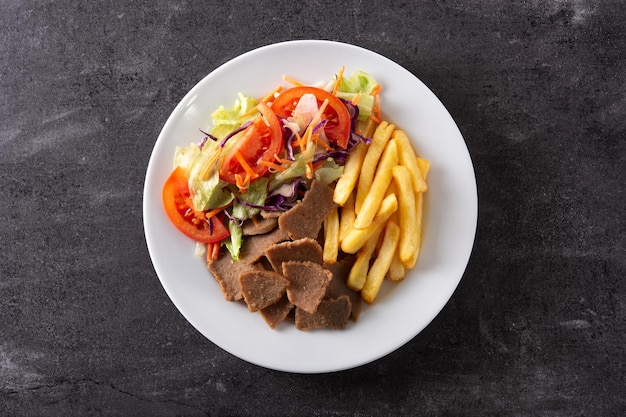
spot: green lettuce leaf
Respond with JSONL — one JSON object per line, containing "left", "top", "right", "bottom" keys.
{"left": 314, "top": 158, "right": 344, "bottom": 184}
{"left": 210, "top": 93, "right": 258, "bottom": 139}
{"left": 230, "top": 177, "right": 269, "bottom": 220}
{"left": 336, "top": 70, "right": 379, "bottom": 121}
{"left": 224, "top": 220, "right": 243, "bottom": 262}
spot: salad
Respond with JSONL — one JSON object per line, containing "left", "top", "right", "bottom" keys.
{"left": 162, "top": 69, "right": 382, "bottom": 262}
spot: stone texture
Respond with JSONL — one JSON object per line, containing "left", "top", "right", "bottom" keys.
{"left": 1, "top": 1, "right": 624, "bottom": 416}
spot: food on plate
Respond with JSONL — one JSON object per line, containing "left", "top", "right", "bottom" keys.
{"left": 162, "top": 69, "right": 429, "bottom": 330}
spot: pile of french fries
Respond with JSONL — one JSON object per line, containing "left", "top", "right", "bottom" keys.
{"left": 323, "top": 119, "right": 430, "bottom": 304}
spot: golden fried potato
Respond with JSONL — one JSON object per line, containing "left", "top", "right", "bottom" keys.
{"left": 340, "top": 193, "right": 397, "bottom": 254}
{"left": 361, "top": 220, "right": 400, "bottom": 304}
{"left": 355, "top": 121, "right": 395, "bottom": 212}
{"left": 353, "top": 139, "right": 398, "bottom": 230}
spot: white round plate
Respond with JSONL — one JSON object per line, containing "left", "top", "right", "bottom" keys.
{"left": 144, "top": 40, "right": 477, "bottom": 373}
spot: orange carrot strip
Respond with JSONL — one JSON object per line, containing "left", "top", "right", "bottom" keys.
{"left": 332, "top": 66, "right": 345, "bottom": 95}
{"left": 212, "top": 242, "right": 220, "bottom": 259}
{"left": 306, "top": 161, "right": 314, "bottom": 179}
{"left": 207, "top": 242, "right": 220, "bottom": 261}
{"left": 258, "top": 160, "right": 287, "bottom": 172}
{"left": 301, "top": 99, "right": 329, "bottom": 149}
{"left": 283, "top": 75, "right": 304, "bottom": 86}
{"left": 312, "top": 134, "right": 333, "bottom": 151}
{"left": 207, "top": 243, "right": 214, "bottom": 262}
{"left": 198, "top": 148, "right": 223, "bottom": 180}
{"left": 370, "top": 83, "right": 382, "bottom": 123}
{"left": 261, "top": 85, "right": 283, "bottom": 104}
{"left": 351, "top": 92, "right": 362, "bottom": 106}
{"left": 205, "top": 207, "right": 224, "bottom": 220}
{"left": 234, "top": 151, "right": 260, "bottom": 181}
{"left": 274, "top": 154, "right": 294, "bottom": 166}
{"left": 238, "top": 105, "right": 260, "bottom": 120}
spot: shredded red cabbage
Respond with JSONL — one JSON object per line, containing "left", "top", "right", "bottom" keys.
{"left": 219, "top": 120, "right": 253, "bottom": 148}
{"left": 281, "top": 121, "right": 296, "bottom": 161}
{"left": 233, "top": 178, "right": 306, "bottom": 213}
{"left": 198, "top": 130, "right": 218, "bottom": 150}
{"left": 207, "top": 217, "right": 214, "bottom": 234}
{"left": 223, "top": 209, "right": 244, "bottom": 226}
{"left": 312, "top": 119, "right": 328, "bottom": 134}
{"left": 313, "top": 150, "right": 350, "bottom": 165}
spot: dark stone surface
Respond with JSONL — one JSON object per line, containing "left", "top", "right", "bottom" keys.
{"left": 1, "top": 1, "right": 624, "bottom": 416}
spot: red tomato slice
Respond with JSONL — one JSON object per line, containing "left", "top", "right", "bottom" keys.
{"left": 162, "top": 167, "right": 230, "bottom": 243}
{"left": 219, "top": 103, "right": 283, "bottom": 185}
{"left": 271, "top": 86, "right": 351, "bottom": 148}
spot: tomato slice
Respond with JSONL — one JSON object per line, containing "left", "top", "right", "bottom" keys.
{"left": 271, "top": 86, "right": 351, "bottom": 148}
{"left": 219, "top": 103, "right": 283, "bottom": 185}
{"left": 162, "top": 167, "right": 230, "bottom": 243}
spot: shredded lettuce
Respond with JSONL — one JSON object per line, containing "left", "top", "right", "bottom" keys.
{"left": 231, "top": 177, "right": 269, "bottom": 220}
{"left": 338, "top": 70, "right": 378, "bottom": 95}
{"left": 313, "top": 158, "right": 344, "bottom": 184}
{"left": 336, "top": 70, "right": 378, "bottom": 121}
{"left": 224, "top": 220, "right": 243, "bottom": 261}
{"left": 189, "top": 169, "right": 233, "bottom": 212}
{"left": 173, "top": 143, "right": 202, "bottom": 177}
{"left": 174, "top": 138, "right": 233, "bottom": 212}
{"left": 210, "top": 93, "right": 258, "bottom": 139}
{"left": 269, "top": 141, "right": 316, "bottom": 190}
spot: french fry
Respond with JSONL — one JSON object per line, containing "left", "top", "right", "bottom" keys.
{"left": 361, "top": 220, "right": 400, "bottom": 304}
{"left": 341, "top": 193, "right": 397, "bottom": 254}
{"left": 338, "top": 192, "right": 356, "bottom": 243}
{"left": 403, "top": 159, "right": 429, "bottom": 268}
{"left": 392, "top": 165, "right": 418, "bottom": 267}
{"left": 323, "top": 207, "right": 340, "bottom": 264}
{"left": 386, "top": 211, "right": 405, "bottom": 282}
{"left": 347, "top": 223, "right": 384, "bottom": 291}
{"left": 333, "top": 142, "right": 367, "bottom": 206}
{"left": 353, "top": 139, "right": 398, "bottom": 230}
{"left": 417, "top": 157, "right": 430, "bottom": 179}
{"left": 393, "top": 130, "right": 427, "bottom": 193}
{"left": 388, "top": 251, "right": 405, "bottom": 282}
{"left": 355, "top": 121, "right": 395, "bottom": 212}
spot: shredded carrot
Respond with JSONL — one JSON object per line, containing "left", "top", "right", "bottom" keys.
{"left": 234, "top": 151, "right": 259, "bottom": 181}
{"left": 300, "top": 125, "right": 313, "bottom": 150}
{"left": 207, "top": 243, "right": 214, "bottom": 262}
{"left": 306, "top": 161, "right": 314, "bottom": 179}
{"left": 258, "top": 160, "right": 286, "bottom": 172}
{"left": 283, "top": 75, "right": 304, "bottom": 86}
{"left": 370, "top": 83, "right": 382, "bottom": 123}
{"left": 332, "top": 66, "right": 345, "bottom": 95}
{"left": 238, "top": 105, "right": 260, "bottom": 120}
{"left": 251, "top": 215, "right": 260, "bottom": 227}
{"left": 198, "top": 149, "right": 223, "bottom": 180}
{"left": 312, "top": 134, "right": 333, "bottom": 151}
{"left": 205, "top": 207, "right": 224, "bottom": 220}
{"left": 212, "top": 242, "right": 220, "bottom": 259}
{"left": 207, "top": 242, "right": 220, "bottom": 261}
{"left": 274, "top": 153, "right": 294, "bottom": 166}
{"left": 351, "top": 92, "right": 362, "bottom": 106}
{"left": 235, "top": 173, "right": 247, "bottom": 193}
{"left": 260, "top": 85, "right": 283, "bottom": 104}
{"left": 300, "top": 99, "right": 329, "bottom": 149}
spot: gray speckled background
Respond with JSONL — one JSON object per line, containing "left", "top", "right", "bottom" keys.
{"left": 1, "top": 1, "right": 624, "bottom": 416}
